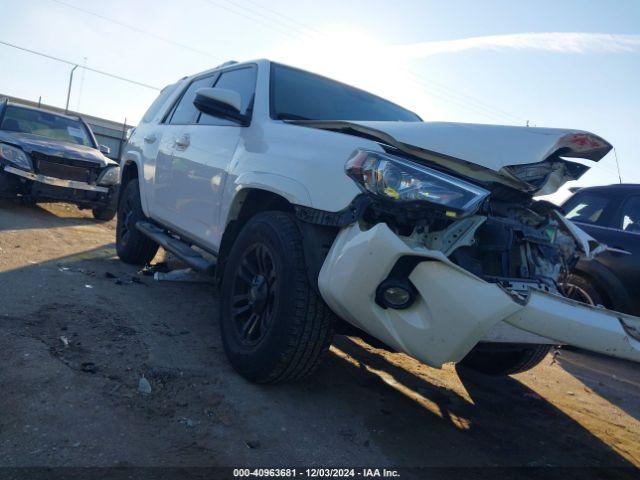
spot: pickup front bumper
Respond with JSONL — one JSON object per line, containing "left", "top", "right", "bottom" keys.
{"left": 318, "top": 223, "right": 640, "bottom": 367}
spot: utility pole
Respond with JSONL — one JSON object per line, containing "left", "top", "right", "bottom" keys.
{"left": 65, "top": 64, "right": 79, "bottom": 114}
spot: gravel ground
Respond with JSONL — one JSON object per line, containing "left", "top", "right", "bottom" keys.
{"left": 0, "top": 200, "right": 639, "bottom": 476}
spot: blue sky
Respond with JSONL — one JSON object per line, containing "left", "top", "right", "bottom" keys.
{"left": 0, "top": 0, "right": 638, "bottom": 201}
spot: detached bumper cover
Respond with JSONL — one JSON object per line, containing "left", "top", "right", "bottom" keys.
{"left": 4, "top": 165, "right": 109, "bottom": 193}
{"left": 318, "top": 223, "right": 640, "bottom": 367}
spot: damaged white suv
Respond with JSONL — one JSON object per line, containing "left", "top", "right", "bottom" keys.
{"left": 118, "top": 59, "right": 640, "bottom": 383}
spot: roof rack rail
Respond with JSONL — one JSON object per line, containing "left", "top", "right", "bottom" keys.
{"left": 215, "top": 60, "right": 238, "bottom": 69}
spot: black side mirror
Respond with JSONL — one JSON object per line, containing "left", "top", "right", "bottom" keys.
{"left": 193, "top": 88, "right": 248, "bottom": 126}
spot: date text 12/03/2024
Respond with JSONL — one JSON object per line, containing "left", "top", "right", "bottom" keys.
{"left": 232, "top": 468, "right": 401, "bottom": 477}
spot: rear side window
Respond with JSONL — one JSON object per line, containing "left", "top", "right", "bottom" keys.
{"left": 198, "top": 67, "right": 257, "bottom": 125}
{"left": 620, "top": 196, "right": 640, "bottom": 232}
{"left": 140, "top": 84, "right": 177, "bottom": 124}
{"left": 564, "top": 192, "right": 610, "bottom": 225}
{"left": 167, "top": 75, "right": 216, "bottom": 125}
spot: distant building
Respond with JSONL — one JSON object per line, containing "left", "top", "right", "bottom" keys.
{"left": 0, "top": 94, "right": 134, "bottom": 161}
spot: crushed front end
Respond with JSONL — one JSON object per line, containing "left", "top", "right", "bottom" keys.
{"left": 0, "top": 144, "right": 119, "bottom": 211}
{"left": 316, "top": 149, "right": 640, "bottom": 367}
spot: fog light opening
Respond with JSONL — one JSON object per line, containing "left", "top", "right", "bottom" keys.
{"left": 376, "top": 279, "right": 416, "bottom": 309}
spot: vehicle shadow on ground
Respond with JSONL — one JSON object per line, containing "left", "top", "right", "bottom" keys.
{"left": 1, "top": 240, "right": 636, "bottom": 470}
{"left": 558, "top": 349, "right": 640, "bottom": 422}
{"left": 326, "top": 336, "right": 636, "bottom": 468}
{"left": 0, "top": 200, "right": 100, "bottom": 231}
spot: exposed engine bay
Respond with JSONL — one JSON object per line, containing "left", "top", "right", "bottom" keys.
{"left": 357, "top": 187, "right": 588, "bottom": 300}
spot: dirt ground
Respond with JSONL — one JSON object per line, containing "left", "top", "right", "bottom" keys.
{"left": 1, "top": 200, "right": 639, "bottom": 474}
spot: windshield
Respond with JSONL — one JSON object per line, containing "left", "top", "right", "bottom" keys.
{"left": 0, "top": 105, "right": 95, "bottom": 147}
{"left": 270, "top": 64, "right": 421, "bottom": 122}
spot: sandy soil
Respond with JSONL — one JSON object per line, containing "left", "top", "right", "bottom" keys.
{"left": 0, "top": 200, "right": 639, "bottom": 476}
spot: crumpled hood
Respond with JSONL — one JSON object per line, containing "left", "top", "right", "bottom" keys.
{"left": 292, "top": 120, "right": 612, "bottom": 193}
{"left": 0, "top": 131, "right": 115, "bottom": 167}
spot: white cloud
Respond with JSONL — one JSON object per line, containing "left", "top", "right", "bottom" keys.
{"left": 390, "top": 32, "right": 640, "bottom": 59}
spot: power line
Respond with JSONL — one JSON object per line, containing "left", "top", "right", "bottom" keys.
{"left": 200, "top": 0, "right": 302, "bottom": 40}
{"left": 49, "top": 0, "right": 221, "bottom": 60}
{"left": 0, "top": 39, "right": 160, "bottom": 90}
{"left": 210, "top": 0, "right": 529, "bottom": 124}
{"left": 49, "top": 0, "right": 531, "bottom": 124}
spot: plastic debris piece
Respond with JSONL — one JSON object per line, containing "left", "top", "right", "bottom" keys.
{"left": 138, "top": 375, "right": 152, "bottom": 395}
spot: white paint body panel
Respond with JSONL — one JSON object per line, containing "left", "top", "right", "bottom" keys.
{"left": 318, "top": 223, "right": 640, "bottom": 367}
{"left": 350, "top": 121, "right": 608, "bottom": 172}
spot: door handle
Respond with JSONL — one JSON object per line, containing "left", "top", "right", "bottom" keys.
{"left": 175, "top": 135, "right": 190, "bottom": 148}
{"left": 143, "top": 134, "right": 157, "bottom": 144}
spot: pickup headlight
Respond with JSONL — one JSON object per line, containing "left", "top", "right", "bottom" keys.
{"left": 0, "top": 143, "right": 33, "bottom": 171}
{"left": 345, "top": 150, "right": 490, "bottom": 217}
{"left": 97, "top": 166, "right": 120, "bottom": 186}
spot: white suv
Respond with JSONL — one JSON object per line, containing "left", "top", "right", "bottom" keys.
{"left": 118, "top": 59, "right": 640, "bottom": 383}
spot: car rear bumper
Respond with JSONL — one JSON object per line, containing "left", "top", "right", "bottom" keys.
{"left": 318, "top": 223, "right": 640, "bottom": 367}
{"left": 1, "top": 165, "right": 117, "bottom": 209}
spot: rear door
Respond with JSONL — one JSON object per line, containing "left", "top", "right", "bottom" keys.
{"left": 167, "top": 65, "right": 257, "bottom": 250}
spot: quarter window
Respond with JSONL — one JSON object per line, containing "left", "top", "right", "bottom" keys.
{"left": 167, "top": 75, "right": 216, "bottom": 125}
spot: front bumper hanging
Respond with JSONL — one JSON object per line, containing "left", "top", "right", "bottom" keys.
{"left": 318, "top": 223, "right": 640, "bottom": 367}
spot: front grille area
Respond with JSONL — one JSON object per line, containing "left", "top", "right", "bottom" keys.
{"left": 32, "top": 153, "right": 98, "bottom": 183}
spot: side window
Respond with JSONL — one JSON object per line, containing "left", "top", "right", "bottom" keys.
{"left": 140, "top": 83, "right": 177, "bottom": 124}
{"left": 619, "top": 196, "right": 640, "bottom": 233}
{"left": 167, "top": 76, "right": 216, "bottom": 125}
{"left": 198, "top": 67, "right": 256, "bottom": 125}
{"left": 564, "top": 192, "right": 610, "bottom": 225}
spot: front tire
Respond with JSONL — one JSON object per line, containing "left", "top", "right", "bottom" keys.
{"left": 116, "top": 180, "right": 159, "bottom": 265}
{"left": 458, "top": 343, "right": 552, "bottom": 375}
{"left": 92, "top": 206, "right": 116, "bottom": 221}
{"left": 220, "top": 211, "right": 334, "bottom": 384}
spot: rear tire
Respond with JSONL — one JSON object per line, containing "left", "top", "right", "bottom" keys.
{"left": 220, "top": 211, "right": 334, "bottom": 384}
{"left": 116, "top": 180, "right": 159, "bottom": 265}
{"left": 92, "top": 206, "right": 116, "bottom": 221}
{"left": 458, "top": 343, "right": 552, "bottom": 375}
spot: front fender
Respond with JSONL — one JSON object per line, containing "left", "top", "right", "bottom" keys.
{"left": 233, "top": 171, "right": 313, "bottom": 207}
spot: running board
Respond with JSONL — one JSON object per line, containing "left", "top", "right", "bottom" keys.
{"left": 135, "top": 221, "right": 216, "bottom": 273}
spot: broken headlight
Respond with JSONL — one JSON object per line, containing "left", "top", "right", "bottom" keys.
{"left": 345, "top": 150, "right": 489, "bottom": 217}
{"left": 0, "top": 143, "right": 33, "bottom": 171}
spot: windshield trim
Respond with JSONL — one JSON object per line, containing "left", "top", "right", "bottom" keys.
{"left": 268, "top": 62, "right": 422, "bottom": 123}
{"left": 0, "top": 104, "right": 98, "bottom": 149}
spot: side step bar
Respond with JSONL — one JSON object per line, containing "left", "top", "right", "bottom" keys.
{"left": 135, "top": 221, "right": 216, "bottom": 273}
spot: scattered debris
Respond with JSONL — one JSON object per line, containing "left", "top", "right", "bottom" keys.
{"left": 105, "top": 272, "right": 145, "bottom": 286}
{"left": 84, "top": 284, "right": 93, "bottom": 289}
{"left": 567, "top": 391, "right": 576, "bottom": 396}
{"left": 80, "top": 362, "right": 97, "bottom": 374}
{"left": 59, "top": 336, "right": 69, "bottom": 347}
{"left": 178, "top": 417, "right": 196, "bottom": 428}
{"left": 245, "top": 440, "right": 260, "bottom": 449}
{"left": 153, "top": 268, "right": 206, "bottom": 283}
{"left": 139, "top": 262, "right": 170, "bottom": 277}
{"left": 138, "top": 375, "right": 152, "bottom": 395}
